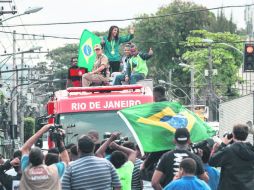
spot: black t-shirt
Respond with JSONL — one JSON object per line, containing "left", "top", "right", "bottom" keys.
{"left": 156, "top": 149, "right": 204, "bottom": 187}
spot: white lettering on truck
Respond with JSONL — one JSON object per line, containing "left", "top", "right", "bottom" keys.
{"left": 71, "top": 102, "right": 86, "bottom": 110}
{"left": 103, "top": 100, "right": 141, "bottom": 109}
{"left": 71, "top": 100, "right": 141, "bottom": 111}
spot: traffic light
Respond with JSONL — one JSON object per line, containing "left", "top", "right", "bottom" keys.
{"left": 244, "top": 43, "right": 254, "bottom": 71}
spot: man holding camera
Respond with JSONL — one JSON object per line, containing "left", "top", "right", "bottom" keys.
{"left": 209, "top": 124, "right": 254, "bottom": 190}
{"left": 151, "top": 128, "right": 208, "bottom": 190}
{"left": 19, "top": 124, "right": 69, "bottom": 190}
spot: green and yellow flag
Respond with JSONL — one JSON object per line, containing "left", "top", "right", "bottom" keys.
{"left": 118, "top": 102, "right": 215, "bottom": 154}
{"left": 77, "top": 29, "right": 101, "bottom": 71}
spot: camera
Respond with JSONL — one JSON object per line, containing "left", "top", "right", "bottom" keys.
{"left": 223, "top": 132, "right": 233, "bottom": 139}
{"left": 191, "top": 138, "right": 215, "bottom": 154}
{"left": 115, "top": 136, "right": 129, "bottom": 145}
{"left": 103, "top": 132, "right": 129, "bottom": 145}
{"left": 49, "top": 124, "right": 65, "bottom": 144}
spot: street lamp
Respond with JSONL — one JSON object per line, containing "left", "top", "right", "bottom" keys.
{"left": 179, "top": 63, "right": 195, "bottom": 112}
{"left": 202, "top": 39, "right": 243, "bottom": 121}
{"left": 158, "top": 80, "right": 192, "bottom": 103}
{"left": 0, "top": 6, "right": 43, "bottom": 24}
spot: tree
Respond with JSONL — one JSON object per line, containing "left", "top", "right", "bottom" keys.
{"left": 24, "top": 117, "right": 35, "bottom": 142}
{"left": 46, "top": 43, "right": 79, "bottom": 90}
{"left": 132, "top": 0, "right": 215, "bottom": 103}
{"left": 182, "top": 30, "right": 243, "bottom": 101}
{"left": 209, "top": 9, "right": 237, "bottom": 33}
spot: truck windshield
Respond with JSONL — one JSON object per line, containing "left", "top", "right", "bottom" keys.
{"left": 58, "top": 111, "right": 134, "bottom": 144}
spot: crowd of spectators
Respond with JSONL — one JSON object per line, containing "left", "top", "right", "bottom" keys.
{"left": 0, "top": 86, "right": 254, "bottom": 190}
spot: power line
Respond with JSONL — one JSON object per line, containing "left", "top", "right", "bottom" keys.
{"left": 0, "top": 30, "right": 252, "bottom": 45}
{"left": 0, "top": 30, "right": 79, "bottom": 40}
{"left": 0, "top": 3, "right": 254, "bottom": 27}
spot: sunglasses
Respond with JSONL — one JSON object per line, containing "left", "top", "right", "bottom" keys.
{"left": 95, "top": 49, "right": 101, "bottom": 51}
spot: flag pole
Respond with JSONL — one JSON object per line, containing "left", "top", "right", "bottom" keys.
{"left": 117, "top": 111, "right": 145, "bottom": 156}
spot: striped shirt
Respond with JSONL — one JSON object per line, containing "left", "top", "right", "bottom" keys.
{"left": 132, "top": 158, "right": 143, "bottom": 190}
{"left": 62, "top": 155, "right": 121, "bottom": 190}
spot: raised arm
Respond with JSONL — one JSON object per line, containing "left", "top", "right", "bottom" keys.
{"left": 56, "top": 129, "right": 70, "bottom": 165}
{"left": 110, "top": 142, "right": 136, "bottom": 163}
{"left": 95, "top": 132, "right": 120, "bottom": 158}
{"left": 21, "top": 124, "right": 52, "bottom": 155}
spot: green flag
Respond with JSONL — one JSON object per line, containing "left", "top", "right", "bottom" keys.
{"left": 118, "top": 102, "right": 215, "bottom": 154}
{"left": 77, "top": 29, "right": 101, "bottom": 71}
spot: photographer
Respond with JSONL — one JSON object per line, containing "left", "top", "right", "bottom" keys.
{"left": 0, "top": 150, "right": 22, "bottom": 190}
{"left": 151, "top": 128, "right": 208, "bottom": 190}
{"left": 209, "top": 124, "right": 254, "bottom": 190}
{"left": 96, "top": 132, "right": 136, "bottom": 190}
{"left": 197, "top": 141, "right": 220, "bottom": 190}
{"left": 19, "top": 124, "right": 69, "bottom": 190}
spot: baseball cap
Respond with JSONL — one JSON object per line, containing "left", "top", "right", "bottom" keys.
{"left": 94, "top": 44, "right": 102, "bottom": 50}
{"left": 175, "top": 128, "right": 190, "bottom": 144}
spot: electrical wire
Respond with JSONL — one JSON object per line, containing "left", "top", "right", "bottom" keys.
{"left": 0, "top": 3, "right": 254, "bottom": 27}
{"left": 0, "top": 30, "right": 79, "bottom": 40}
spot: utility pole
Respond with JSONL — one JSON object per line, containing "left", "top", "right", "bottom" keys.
{"left": 20, "top": 52, "right": 24, "bottom": 144}
{"left": 11, "top": 30, "right": 17, "bottom": 143}
{"left": 208, "top": 45, "right": 214, "bottom": 121}
{"left": 168, "top": 69, "right": 172, "bottom": 101}
{"left": 190, "top": 62, "right": 195, "bottom": 112}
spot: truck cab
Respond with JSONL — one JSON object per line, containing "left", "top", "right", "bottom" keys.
{"left": 46, "top": 85, "right": 153, "bottom": 146}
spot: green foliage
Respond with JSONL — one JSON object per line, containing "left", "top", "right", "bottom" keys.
{"left": 24, "top": 117, "right": 35, "bottom": 142}
{"left": 46, "top": 44, "right": 78, "bottom": 90}
{"left": 46, "top": 43, "right": 78, "bottom": 69}
{"left": 182, "top": 30, "right": 243, "bottom": 98}
{"left": 209, "top": 9, "right": 237, "bottom": 33}
{"left": 133, "top": 0, "right": 215, "bottom": 103}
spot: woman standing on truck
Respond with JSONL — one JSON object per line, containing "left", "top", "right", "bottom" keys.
{"left": 101, "top": 25, "right": 134, "bottom": 73}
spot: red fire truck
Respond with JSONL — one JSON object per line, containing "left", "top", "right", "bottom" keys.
{"left": 45, "top": 85, "right": 153, "bottom": 147}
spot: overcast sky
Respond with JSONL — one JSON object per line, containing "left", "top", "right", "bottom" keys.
{"left": 0, "top": 0, "right": 252, "bottom": 65}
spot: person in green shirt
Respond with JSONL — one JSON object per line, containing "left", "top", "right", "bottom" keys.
{"left": 101, "top": 25, "right": 134, "bottom": 73}
{"left": 128, "top": 44, "right": 153, "bottom": 84}
{"left": 95, "top": 132, "right": 137, "bottom": 190}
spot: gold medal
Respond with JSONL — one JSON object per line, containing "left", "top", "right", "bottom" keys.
{"left": 111, "top": 50, "right": 115, "bottom": 55}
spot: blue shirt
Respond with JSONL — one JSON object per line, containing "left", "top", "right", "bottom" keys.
{"left": 204, "top": 164, "right": 220, "bottom": 190}
{"left": 21, "top": 155, "right": 65, "bottom": 177}
{"left": 163, "top": 176, "right": 211, "bottom": 190}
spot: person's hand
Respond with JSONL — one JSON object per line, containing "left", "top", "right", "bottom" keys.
{"left": 148, "top": 48, "right": 153, "bottom": 55}
{"left": 210, "top": 142, "right": 220, "bottom": 156}
{"left": 10, "top": 157, "right": 20, "bottom": 167}
{"left": 129, "top": 26, "right": 135, "bottom": 34}
{"left": 222, "top": 135, "right": 233, "bottom": 145}
{"left": 125, "top": 76, "right": 129, "bottom": 82}
{"left": 44, "top": 124, "right": 53, "bottom": 131}
{"left": 109, "top": 141, "right": 119, "bottom": 150}
{"left": 110, "top": 132, "right": 121, "bottom": 141}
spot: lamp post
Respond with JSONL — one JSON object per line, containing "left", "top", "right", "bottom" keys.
{"left": 0, "top": 6, "right": 43, "bottom": 149}
{"left": 0, "top": 6, "right": 43, "bottom": 24}
{"left": 202, "top": 39, "right": 243, "bottom": 121}
{"left": 179, "top": 63, "right": 195, "bottom": 112}
{"left": 158, "top": 80, "right": 192, "bottom": 103}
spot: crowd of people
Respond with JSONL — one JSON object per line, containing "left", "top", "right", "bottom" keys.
{"left": 1, "top": 121, "right": 253, "bottom": 190}
{"left": 1, "top": 26, "right": 254, "bottom": 190}
{"left": 0, "top": 86, "right": 253, "bottom": 190}
{"left": 66, "top": 25, "right": 153, "bottom": 88}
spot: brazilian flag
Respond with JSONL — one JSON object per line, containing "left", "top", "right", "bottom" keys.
{"left": 77, "top": 29, "right": 101, "bottom": 71}
{"left": 118, "top": 102, "right": 215, "bottom": 154}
